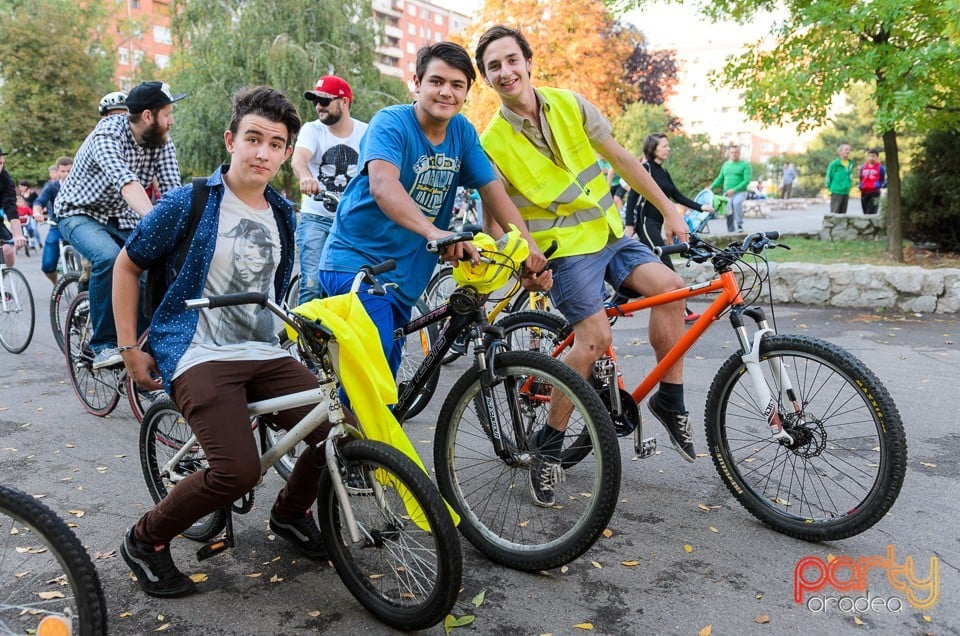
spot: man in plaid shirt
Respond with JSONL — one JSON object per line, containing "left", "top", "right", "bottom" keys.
{"left": 56, "top": 81, "right": 186, "bottom": 369}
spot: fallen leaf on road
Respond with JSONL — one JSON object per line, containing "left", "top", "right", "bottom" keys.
{"left": 591, "top": 561, "right": 602, "bottom": 569}
{"left": 307, "top": 610, "right": 321, "bottom": 617}
{"left": 602, "top": 528, "right": 613, "bottom": 538}
{"left": 755, "top": 615, "right": 770, "bottom": 624}
{"left": 189, "top": 573, "right": 207, "bottom": 583}
{"left": 699, "top": 626, "right": 712, "bottom": 636}
{"left": 684, "top": 544, "right": 693, "bottom": 553}
{"left": 573, "top": 623, "right": 593, "bottom": 630}
{"left": 621, "top": 560, "right": 639, "bottom": 567}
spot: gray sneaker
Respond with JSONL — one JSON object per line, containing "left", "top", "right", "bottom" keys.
{"left": 92, "top": 347, "right": 123, "bottom": 369}
{"left": 528, "top": 452, "right": 564, "bottom": 507}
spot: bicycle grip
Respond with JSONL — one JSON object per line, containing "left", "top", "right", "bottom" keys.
{"left": 543, "top": 240, "right": 559, "bottom": 259}
{"left": 654, "top": 242, "right": 689, "bottom": 256}
{"left": 185, "top": 292, "right": 268, "bottom": 310}
{"left": 368, "top": 259, "right": 397, "bottom": 276}
{"left": 426, "top": 231, "right": 475, "bottom": 254}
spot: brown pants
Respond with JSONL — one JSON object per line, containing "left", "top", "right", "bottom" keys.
{"left": 135, "top": 357, "right": 328, "bottom": 546}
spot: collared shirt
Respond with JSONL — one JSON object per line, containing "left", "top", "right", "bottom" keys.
{"left": 493, "top": 89, "right": 612, "bottom": 174}
{"left": 54, "top": 114, "right": 181, "bottom": 229}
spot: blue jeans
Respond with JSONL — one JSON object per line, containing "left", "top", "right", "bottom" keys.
{"left": 294, "top": 213, "right": 333, "bottom": 305}
{"left": 727, "top": 191, "right": 749, "bottom": 231}
{"left": 41, "top": 224, "right": 61, "bottom": 274}
{"left": 58, "top": 215, "right": 131, "bottom": 352}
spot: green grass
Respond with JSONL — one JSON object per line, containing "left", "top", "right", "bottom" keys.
{"left": 762, "top": 237, "right": 960, "bottom": 268}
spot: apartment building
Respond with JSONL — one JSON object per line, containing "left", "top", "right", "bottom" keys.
{"left": 372, "top": 0, "right": 472, "bottom": 84}
{"left": 104, "top": 0, "right": 470, "bottom": 91}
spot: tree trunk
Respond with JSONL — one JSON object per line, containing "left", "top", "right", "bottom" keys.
{"left": 883, "top": 129, "right": 903, "bottom": 262}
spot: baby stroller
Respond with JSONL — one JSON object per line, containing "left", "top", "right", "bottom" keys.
{"left": 685, "top": 189, "right": 728, "bottom": 234}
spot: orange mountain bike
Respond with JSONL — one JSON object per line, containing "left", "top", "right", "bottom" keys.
{"left": 497, "top": 231, "right": 907, "bottom": 542}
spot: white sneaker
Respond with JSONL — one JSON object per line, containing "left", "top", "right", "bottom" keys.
{"left": 92, "top": 347, "right": 123, "bottom": 369}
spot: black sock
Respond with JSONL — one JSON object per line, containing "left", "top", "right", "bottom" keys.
{"left": 537, "top": 425, "right": 565, "bottom": 461}
{"left": 657, "top": 382, "right": 685, "bottom": 413}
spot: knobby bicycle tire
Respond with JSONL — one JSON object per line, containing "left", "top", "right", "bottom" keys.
{"left": 139, "top": 398, "right": 226, "bottom": 542}
{"left": 0, "top": 267, "right": 35, "bottom": 354}
{"left": 0, "top": 484, "right": 108, "bottom": 635}
{"left": 316, "top": 440, "right": 462, "bottom": 631}
{"left": 705, "top": 334, "right": 907, "bottom": 541}
{"left": 50, "top": 273, "right": 80, "bottom": 353}
{"left": 434, "top": 350, "right": 620, "bottom": 571}
{"left": 63, "top": 292, "right": 120, "bottom": 416}
{"left": 395, "top": 299, "right": 439, "bottom": 421}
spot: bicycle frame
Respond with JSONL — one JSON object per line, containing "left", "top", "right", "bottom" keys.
{"left": 544, "top": 266, "right": 797, "bottom": 446}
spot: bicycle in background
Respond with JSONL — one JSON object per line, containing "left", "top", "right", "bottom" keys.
{"left": 498, "top": 231, "right": 907, "bottom": 542}
{"left": 0, "top": 246, "right": 35, "bottom": 354}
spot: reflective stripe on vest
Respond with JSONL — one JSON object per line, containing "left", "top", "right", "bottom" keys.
{"left": 481, "top": 87, "right": 622, "bottom": 259}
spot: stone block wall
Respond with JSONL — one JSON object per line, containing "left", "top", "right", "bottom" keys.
{"left": 820, "top": 213, "right": 886, "bottom": 241}
{"left": 676, "top": 261, "right": 960, "bottom": 314}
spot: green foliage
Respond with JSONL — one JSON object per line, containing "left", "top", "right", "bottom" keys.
{"left": 0, "top": 0, "right": 115, "bottom": 181}
{"left": 168, "top": 0, "right": 409, "bottom": 193}
{"left": 611, "top": 102, "right": 675, "bottom": 157}
{"left": 901, "top": 129, "right": 960, "bottom": 252}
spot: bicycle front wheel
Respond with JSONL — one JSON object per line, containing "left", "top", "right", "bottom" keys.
{"left": 395, "top": 299, "right": 439, "bottom": 421}
{"left": 317, "top": 440, "right": 462, "bottom": 631}
{"left": 50, "top": 273, "right": 80, "bottom": 353}
{"left": 139, "top": 397, "right": 226, "bottom": 542}
{"left": 0, "top": 484, "right": 107, "bottom": 635}
{"left": 0, "top": 267, "right": 35, "bottom": 354}
{"left": 63, "top": 292, "right": 120, "bottom": 416}
{"left": 705, "top": 334, "right": 907, "bottom": 541}
{"left": 435, "top": 350, "right": 620, "bottom": 571}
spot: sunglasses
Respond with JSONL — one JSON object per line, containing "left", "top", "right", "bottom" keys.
{"left": 314, "top": 96, "right": 340, "bottom": 107}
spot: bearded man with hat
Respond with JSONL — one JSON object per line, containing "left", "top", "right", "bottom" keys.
{"left": 290, "top": 75, "right": 368, "bottom": 304}
{"left": 56, "top": 80, "right": 186, "bottom": 369}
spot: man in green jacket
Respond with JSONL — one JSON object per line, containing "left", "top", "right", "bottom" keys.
{"left": 710, "top": 145, "right": 752, "bottom": 232}
{"left": 825, "top": 143, "right": 854, "bottom": 214}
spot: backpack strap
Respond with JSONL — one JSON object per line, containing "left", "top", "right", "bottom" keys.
{"left": 172, "top": 177, "right": 209, "bottom": 276}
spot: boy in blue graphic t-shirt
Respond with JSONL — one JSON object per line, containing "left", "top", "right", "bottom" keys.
{"left": 319, "top": 41, "right": 548, "bottom": 375}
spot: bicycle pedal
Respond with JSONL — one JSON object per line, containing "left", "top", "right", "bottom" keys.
{"left": 196, "top": 537, "right": 234, "bottom": 561}
{"left": 634, "top": 436, "right": 657, "bottom": 459}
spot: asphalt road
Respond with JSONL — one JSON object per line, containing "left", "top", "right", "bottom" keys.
{"left": 1, "top": 252, "right": 958, "bottom": 636}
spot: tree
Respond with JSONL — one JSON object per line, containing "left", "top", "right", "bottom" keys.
{"left": 0, "top": 0, "right": 115, "bottom": 182}
{"left": 636, "top": 0, "right": 960, "bottom": 261}
{"left": 453, "top": 0, "right": 633, "bottom": 129}
{"left": 618, "top": 24, "right": 678, "bottom": 106}
{"left": 167, "top": 0, "right": 409, "bottom": 194}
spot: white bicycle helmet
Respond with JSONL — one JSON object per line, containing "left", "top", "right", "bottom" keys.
{"left": 98, "top": 91, "right": 128, "bottom": 116}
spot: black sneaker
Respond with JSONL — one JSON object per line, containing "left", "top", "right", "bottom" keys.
{"left": 648, "top": 392, "right": 695, "bottom": 463}
{"left": 528, "top": 452, "right": 564, "bottom": 507}
{"left": 120, "top": 527, "right": 197, "bottom": 598}
{"left": 269, "top": 507, "right": 329, "bottom": 561}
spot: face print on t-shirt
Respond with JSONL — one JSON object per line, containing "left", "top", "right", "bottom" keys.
{"left": 410, "top": 153, "right": 461, "bottom": 221}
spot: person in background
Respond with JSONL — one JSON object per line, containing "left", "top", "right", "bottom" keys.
{"left": 34, "top": 156, "right": 74, "bottom": 284}
{"left": 0, "top": 147, "right": 27, "bottom": 267}
{"left": 825, "top": 143, "right": 854, "bottom": 215}
{"left": 858, "top": 148, "right": 886, "bottom": 215}
{"left": 710, "top": 144, "right": 751, "bottom": 232}
{"left": 780, "top": 161, "right": 797, "bottom": 199}
{"left": 623, "top": 133, "right": 714, "bottom": 323}
{"left": 291, "top": 75, "right": 368, "bottom": 305}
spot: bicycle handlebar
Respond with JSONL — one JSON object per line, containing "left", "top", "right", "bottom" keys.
{"left": 426, "top": 232, "right": 475, "bottom": 254}
{"left": 184, "top": 292, "right": 268, "bottom": 310}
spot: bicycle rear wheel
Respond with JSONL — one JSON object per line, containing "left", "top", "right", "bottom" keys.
{"left": 434, "top": 350, "right": 620, "bottom": 571}
{"left": 705, "top": 334, "right": 907, "bottom": 541}
{"left": 62, "top": 244, "right": 84, "bottom": 278}
{"left": 316, "top": 440, "right": 462, "bottom": 631}
{"left": 139, "top": 397, "right": 226, "bottom": 541}
{"left": 0, "top": 267, "right": 35, "bottom": 354}
{"left": 0, "top": 484, "right": 107, "bottom": 635}
{"left": 50, "top": 273, "right": 80, "bottom": 353}
{"left": 63, "top": 292, "right": 120, "bottom": 416}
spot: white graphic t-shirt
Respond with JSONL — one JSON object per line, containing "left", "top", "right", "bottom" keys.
{"left": 296, "top": 117, "right": 368, "bottom": 217}
{"left": 172, "top": 184, "right": 288, "bottom": 380}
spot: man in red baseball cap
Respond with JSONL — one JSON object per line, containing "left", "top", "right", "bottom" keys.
{"left": 292, "top": 75, "right": 367, "bottom": 304}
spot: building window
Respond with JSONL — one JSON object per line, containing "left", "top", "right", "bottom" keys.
{"left": 156, "top": 53, "right": 170, "bottom": 69}
{"left": 434, "top": 13, "right": 443, "bottom": 25}
{"left": 131, "top": 0, "right": 139, "bottom": 7}
{"left": 118, "top": 47, "right": 129, "bottom": 65}
{"left": 406, "top": 42, "right": 415, "bottom": 54}
{"left": 408, "top": 23, "right": 415, "bottom": 35}
{"left": 407, "top": 3, "right": 416, "bottom": 15}
{"left": 153, "top": 25, "right": 172, "bottom": 45}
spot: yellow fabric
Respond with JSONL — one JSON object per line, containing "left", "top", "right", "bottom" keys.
{"left": 289, "top": 293, "right": 459, "bottom": 529}
{"left": 481, "top": 87, "right": 622, "bottom": 259}
{"left": 452, "top": 224, "right": 529, "bottom": 293}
